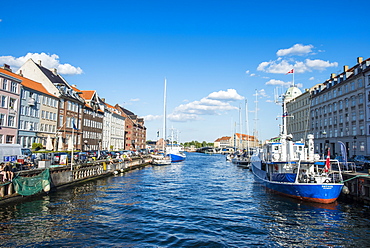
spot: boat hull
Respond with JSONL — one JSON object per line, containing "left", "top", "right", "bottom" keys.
{"left": 252, "top": 165, "right": 343, "bottom": 204}
{"left": 168, "top": 153, "right": 186, "bottom": 162}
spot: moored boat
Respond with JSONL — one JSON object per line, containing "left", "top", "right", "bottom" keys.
{"left": 151, "top": 154, "right": 171, "bottom": 166}
{"left": 250, "top": 86, "right": 344, "bottom": 204}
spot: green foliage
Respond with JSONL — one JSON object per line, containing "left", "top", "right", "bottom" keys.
{"left": 32, "top": 143, "right": 43, "bottom": 151}
{"left": 182, "top": 141, "right": 214, "bottom": 148}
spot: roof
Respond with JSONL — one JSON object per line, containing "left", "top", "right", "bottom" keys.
{"left": 35, "top": 63, "right": 66, "bottom": 85}
{"left": 0, "top": 68, "right": 56, "bottom": 97}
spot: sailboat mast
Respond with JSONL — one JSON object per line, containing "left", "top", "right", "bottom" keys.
{"left": 245, "top": 99, "right": 250, "bottom": 152}
{"left": 253, "top": 89, "right": 258, "bottom": 146}
{"left": 163, "top": 78, "right": 167, "bottom": 152}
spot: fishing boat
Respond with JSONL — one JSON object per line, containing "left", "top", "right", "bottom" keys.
{"left": 250, "top": 86, "right": 344, "bottom": 204}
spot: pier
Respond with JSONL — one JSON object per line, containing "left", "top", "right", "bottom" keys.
{"left": 0, "top": 156, "right": 152, "bottom": 205}
{"left": 341, "top": 170, "right": 370, "bottom": 204}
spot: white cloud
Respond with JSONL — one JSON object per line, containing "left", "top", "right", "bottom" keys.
{"left": 207, "top": 89, "right": 244, "bottom": 101}
{"left": 0, "top": 52, "right": 83, "bottom": 75}
{"left": 129, "top": 98, "right": 140, "bottom": 102}
{"left": 257, "top": 58, "right": 338, "bottom": 74}
{"left": 168, "top": 88, "right": 243, "bottom": 122}
{"left": 142, "top": 114, "right": 162, "bottom": 121}
{"left": 250, "top": 73, "right": 256, "bottom": 77}
{"left": 305, "top": 59, "right": 338, "bottom": 71}
{"left": 309, "top": 77, "right": 315, "bottom": 81}
{"left": 265, "top": 79, "right": 291, "bottom": 87}
{"left": 245, "top": 70, "right": 250, "bottom": 74}
{"left": 276, "top": 44, "right": 314, "bottom": 56}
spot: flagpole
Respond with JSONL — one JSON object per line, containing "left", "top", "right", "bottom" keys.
{"left": 292, "top": 69, "right": 295, "bottom": 86}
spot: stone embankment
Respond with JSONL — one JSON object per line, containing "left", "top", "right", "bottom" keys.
{"left": 0, "top": 156, "right": 152, "bottom": 205}
{"left": 341, "top": 171, "right": 370, "bottom": 205}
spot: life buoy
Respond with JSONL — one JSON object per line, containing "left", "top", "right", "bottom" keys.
{"left": 324, "top": 179, "right": 331, "bottom": 183}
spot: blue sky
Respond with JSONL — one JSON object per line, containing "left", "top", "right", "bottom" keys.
{"left": 1, "top": 0, "right": 369, "bottom": 143}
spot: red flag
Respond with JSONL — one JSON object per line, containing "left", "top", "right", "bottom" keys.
{"left": 286, "top": 69, "right": 294, "bottom": 74}
{"left": 325, "top": 148, "right": 330, "bottom": 172}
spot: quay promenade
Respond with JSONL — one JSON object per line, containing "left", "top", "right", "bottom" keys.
{"left": 0, "top": 156, "right": 152, "bottom": 205}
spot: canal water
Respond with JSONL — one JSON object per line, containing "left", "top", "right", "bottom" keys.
{"left": 0, "top": 152, "right": 369, "bottom": 247}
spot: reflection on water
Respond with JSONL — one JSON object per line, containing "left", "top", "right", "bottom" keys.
{"left": 0, "top": 153, "right": 369, "bottom": 247}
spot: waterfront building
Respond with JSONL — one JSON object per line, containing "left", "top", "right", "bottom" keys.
{"left": 18, "top": 59, "right": 85, "bottom": 150}
{"left": 72, "top": 87, "right": 104, "bottom": 151}
{"left": 0, "top": 65, "right": 22, "bottom": 144}
{"left": 214, "top": 134, "right": 258, "bottom": 150}
{"left": 115, "top": 105, "right": 147, "bottom": 151}
{"left": 19, "top": 72, "right": 58, "bottom": 149}
{"left": 285, "top": 57, "right": 370, "bottom": 158}
{"left": 285, "top": 84, "right": 321, "bottom": 142}
{"left": 102, "top": 102, "right": 125, "bottom": 151}
{"left": 309, "top": 57, "right": 370, "bottom": 157}
{"left": 214, "top": 136, "right": 231, "bottom": 149}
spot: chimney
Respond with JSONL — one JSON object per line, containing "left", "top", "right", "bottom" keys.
{"left": 331, "top": 73, "right": 336, "bottom": 79}
{"left": 51, "top": 68, "right": 57, "bottom": 75}
{"left": 18, "top": 70, "right": 23, "bottom": 77}
{"left": 101, "top": 98, "right": 105, "bottom": 102}
{"left": 38, "top": 60, "right": 42, "bottom": 66}
{"left": 343, "top": 65, "right": 349, "bottom": 72}
{"left": 357, "top": 57, "right": 363, "bottom": 64}
{"left": 1, "top": 64, "right": 12, "bottom": 72}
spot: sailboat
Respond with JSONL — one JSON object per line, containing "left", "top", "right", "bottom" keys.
{"left": 151, "top": 79, "right": 171, "bottom": 166}
{"left": 166, "top": 128, "right": 186, "bottom": 162}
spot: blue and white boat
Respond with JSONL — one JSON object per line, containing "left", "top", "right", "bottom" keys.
{"left": 166, "top": 144, "right": 186, "bottom": 162}
{"left": 250, "top": 86, "right": 344, "bottom": 204}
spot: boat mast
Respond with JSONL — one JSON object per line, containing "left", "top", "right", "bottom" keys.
{"left": 253, "top": 90, "right": 258, "bottom": 147}
{"left": 245, "top": 99, "right": 250, "bottom": 152}
{"left": 163, "top": 78, "right": 167, "bottom": 152}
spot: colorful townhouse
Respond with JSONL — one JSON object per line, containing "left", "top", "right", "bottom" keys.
{"left": 72, "top": 86, "right": 104, "bottom": 151}
{"left": 19, "top": 69, "right": 58, "bottom": 149}
{"left": 115, "top": 105, "right": 146, "bottom": 151}
{"left": 0, "top": 65, "right": 22, "bottom": 144}
{"left": 102, "top": 101, "right": 125, "bottom": 151}
{"left": 18, "top": 59, "right": 85, "bottom": 151}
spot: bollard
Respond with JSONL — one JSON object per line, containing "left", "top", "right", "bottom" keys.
{"left": 0, "top": 186, "right": 5, "bottom": 197}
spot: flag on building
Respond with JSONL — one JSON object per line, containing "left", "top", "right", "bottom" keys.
{"left": 72, "top": 120, "right": 78, "bottom": 130}
{"left": 286, "top": 69, "right": 294, "bottom": 74}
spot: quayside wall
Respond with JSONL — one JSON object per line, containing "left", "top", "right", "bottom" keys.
{"left": 0, "top": 156, "right": 152, "bottom": 205}
{"left": 340, "top": 171, "right": 370, "bottom": 205}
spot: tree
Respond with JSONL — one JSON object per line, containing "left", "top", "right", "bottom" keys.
{"left": 32, "top": 143, "right": 43, "bottom": 151}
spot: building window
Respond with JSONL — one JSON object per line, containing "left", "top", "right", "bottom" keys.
{"left": 0, "top": 96, "right": 6, "bottom": 108}
{"left": 8, "top": 116, "right": 15, "bottom": 127}
{"left": 352, "top": 126, "right": 357, "bottom": 136}
{"left": 6, "top": 135, "right": 14, "bottom": 144}
{"left": 358, "top": 78, "right": 363, "bottom": 88}
{"left": 351, "top": 82, "right": 355, "bottom": 91}
{"left": 359, "top": 94, "right": 363, "bottom": 104}
{"left": 0, "top": 114, "right": 5, "bottom": 126}
{"left": 10, "top": 82, "right": 17, "bottom": 93}
{"left": 2, "top": 79, "right": 7, "bottom": 90}
{"left": 9, "top": 98, "right": 16, "bottom": 109}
